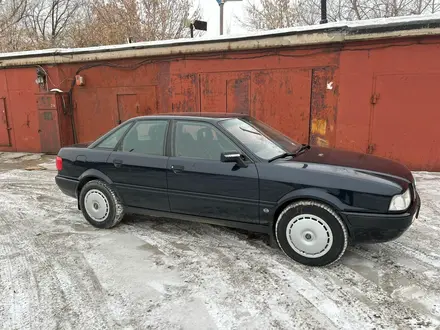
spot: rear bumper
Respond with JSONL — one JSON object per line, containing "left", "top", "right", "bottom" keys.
{"left": 341, "top": 192, "right": 421, "bottom": 243}
{"left": 55, "top": 175, "right": 78, "bottom": 199}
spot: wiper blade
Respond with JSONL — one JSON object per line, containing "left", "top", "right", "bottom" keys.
{"left": 296, "top": 144, "right": 311, "bottom": 153}
{"left": 239, "top": 126, "right": 261, "bottom": 135}
{"left": 267, "top": 144, "right": 311, "bottom": 163}
{"left": 268, "top": 152, "right": 296, "bottom": 163}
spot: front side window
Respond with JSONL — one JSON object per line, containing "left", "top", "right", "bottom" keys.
{"left": 95, "top": 123, "right": 132, "bottom": 149}
{"left": 219, "top": 118, "right": 299, "bottom": 160}
{"left": 174, "top": 121, "right": 238, "bottom": 160}
{"left": 120, "top": 120, "right": 168, "bottom": 156}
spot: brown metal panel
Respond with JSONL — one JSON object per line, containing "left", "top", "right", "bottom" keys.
{"left": 75, "top": 90, "right": 107, "bottom": 143}
{"left": 76, "top": 86, "right": 158, "bottom": 143}
{"left": 117, "top": 94, "right": 138, "bottom": 123}
{"left": 251, "top": 69, "right": 311, "bottom": 144}
{"left": 335, "top": 51, "right": 371, "bottom": 155}
{"left": 56, "top": 93, "right": 74, "bottom": 148}
{"left": 310, "top": 67, "right": 339, "bottom": 148}
{"left": 200, "top": 72, "right": 250, "bottom": 113}
{"left": 370, "top": 74, "right": 440, "bottom": 171}
{"left": 116, "top": 90, "right": 157, "bottom": 122}
{"left": 8, "top": 90, "right": 40, "bottom": 152}
{"left": 0, "top": 98, "right": 11, "bottom": 146}
{"left": 227, "top": 77, "right": 250, "bottom": 114}
{"left": 137, "top": 86, "right": 157, "bottom": 115}
{"left": 37, "top": 94, "right": 57, "bottom": 110}
{"left": 170, "top": 74, "right": 199, "bottom": 113}
{"left": 38, "top": 110, "right": 60, "bottom": 153}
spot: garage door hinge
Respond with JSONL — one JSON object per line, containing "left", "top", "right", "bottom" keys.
{"left": 370, "top": 93, "right": 380, "bottom": 105}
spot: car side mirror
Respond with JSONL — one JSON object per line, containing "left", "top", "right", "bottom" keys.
{"left": 221, "top": 151, "right": 248, "bottom": 168}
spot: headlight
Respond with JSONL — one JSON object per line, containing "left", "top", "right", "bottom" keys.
{"left": 389, "top": 189, "right": 411, "bottom": 211}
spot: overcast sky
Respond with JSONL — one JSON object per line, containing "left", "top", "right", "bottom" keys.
{"left": 198, "top": 0, "right": 249, "bottom": 37}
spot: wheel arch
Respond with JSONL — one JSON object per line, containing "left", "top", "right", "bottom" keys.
{"left": 272, "top": 188, "right": 353, "bottom": 239}
{"left": 76, "top": 170, "right": 114, "bottom": 210}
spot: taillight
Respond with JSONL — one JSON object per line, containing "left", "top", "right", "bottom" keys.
{"left": 56, "top": 156, "right": 63, "bottom": 171}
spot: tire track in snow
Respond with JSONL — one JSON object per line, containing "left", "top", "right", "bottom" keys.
{"left": 1, "top": 168, "right": 440, "bottom": 329}
{"left": 122, "top": 220, "right": 336, "bottom": 330}
{"left": 123, "top": 220, "right": 391, "bottom": 329}
{"left": 0, "top": 188, "right": 118, "bottom": 329}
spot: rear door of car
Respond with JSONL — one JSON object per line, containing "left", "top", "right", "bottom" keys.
{"left": 106, "top": 119, "right": 170, "bottom": 211}
{"left": 166, "top": 119, "right": 260, "bottom": 223}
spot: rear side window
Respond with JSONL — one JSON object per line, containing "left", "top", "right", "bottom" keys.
{"left": 95, "top": 123, "right": 132, "bottom": 149}
{"left": 120, "top": 120, "right": 168, "bottom": 156}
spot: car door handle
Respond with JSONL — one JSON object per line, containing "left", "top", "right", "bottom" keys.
{"left": 113, "top": 159, "right": 123, "bottom": 168}
{"left": 171, "top": 165, "right": 184, "bottom": 173}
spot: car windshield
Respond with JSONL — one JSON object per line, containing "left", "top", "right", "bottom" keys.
{"left": 219, "top": 117, "right": 300, "bottom": 160}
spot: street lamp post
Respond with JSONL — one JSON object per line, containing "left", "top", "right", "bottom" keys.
{"left": 216, "top": 0, "right": 242, "bottom": 35}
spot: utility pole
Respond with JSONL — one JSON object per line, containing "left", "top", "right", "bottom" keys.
{"left": 220, "top": 1, "right": 224, "bottom": 35}
{"left": 216, "top": 0, "right": 242, "bottom": 36}
{"left": 320, "top": 0, "right": 328, "bottom": 24}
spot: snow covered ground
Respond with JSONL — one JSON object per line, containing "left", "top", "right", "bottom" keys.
{"left": 0, "top": 152, "right": 439, "bottom": 330}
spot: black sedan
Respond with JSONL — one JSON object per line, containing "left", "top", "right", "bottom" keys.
{"left": 55, "top": 113, "right": 421, "bottom": 266}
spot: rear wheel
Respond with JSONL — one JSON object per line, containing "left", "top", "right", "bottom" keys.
{"left": 275, "top": 200, "right": 348, "bottom": 266}
{"left": 79, "top": 180, "right": 125, "bottom": 229}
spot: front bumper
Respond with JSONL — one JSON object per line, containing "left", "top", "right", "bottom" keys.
{"left": 55, "top": 175, "right": 78, "bottom": 199}
{"left": 341, "top": 191, "right": 421, "bottom": 243}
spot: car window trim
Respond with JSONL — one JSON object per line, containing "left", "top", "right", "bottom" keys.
{"left": 217, "top": 118, "right": 287, "bottom": 163}
{"left": 170, "top": 119, "right": 252, "bottom": 162}
{"left": 91, "top": 121, "right": 135, "bottom": 150}
{"left": 215, "top": 119, "right": 261, "bottom": 163}
{"left": 115, "top": 119, "right": 170, "bottom": 156}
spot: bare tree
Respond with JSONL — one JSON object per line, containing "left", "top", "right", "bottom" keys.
{"left": 238, "top": 0, "right": 302, "bottom": 30}
{"left": 24, "top": 0, "right": 82, "bottom": 48}
{"left": 71, "top": 0, "right": 200, "bottom": 47}
{"left": 241, "top": 0, "right": 440, "bottom": 30}
{"left": 0, "top": 0, "right": 28, "bottom": 51}
{"left": 0, "top": 0, "right": 200, "bottom": 51}
{"left": 140, "top": 0, "right": 201, "bottom": 40}
{"left": 71, "top": 0, "right": 143, "bottom": 46}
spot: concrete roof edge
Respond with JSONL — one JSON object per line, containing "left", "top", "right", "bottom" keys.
{"left": 0, "top": 14, "right": 440, "bottom": 67}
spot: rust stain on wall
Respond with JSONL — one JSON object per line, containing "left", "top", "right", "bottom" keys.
{"left": 310, "top": 67, "right": 339, "bottom": 148}
{"left": 200, "top": 72, "right": 250, "bottom": 113}
{"left": 227, "top": 77, "right": 250, "bottom": 114}
{"left": 170, "top": 73, "right": 199, "bottom": 113}
{"left": 251, "top": 69, "right": 312, "bottom": 144}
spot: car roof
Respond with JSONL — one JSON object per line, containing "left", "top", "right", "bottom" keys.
{"left": 129, "top": 112, "right": 249, "bottom": 122}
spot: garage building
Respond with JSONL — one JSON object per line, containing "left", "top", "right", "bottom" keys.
{"left": 0, "top": 15, "right": 440, "bottom": 170}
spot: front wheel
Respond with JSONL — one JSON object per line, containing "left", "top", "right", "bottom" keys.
{"left": 79, "top": 180, "right": 125, "bottom": 229}
{"left": 275, "top": 200, "right": 348, "bottom": 266}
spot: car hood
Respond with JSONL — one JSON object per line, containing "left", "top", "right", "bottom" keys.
{"left": 292, "top": 146, "right": 413, "bottom": 183}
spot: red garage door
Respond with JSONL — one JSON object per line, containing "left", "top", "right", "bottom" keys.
{"left": 0, "top": 98, "right": 11, "bottom": 146}
{"left": 370, "top": 74, "right": 440, "bottom": 171}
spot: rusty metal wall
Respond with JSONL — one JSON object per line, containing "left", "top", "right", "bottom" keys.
{"left": 336, "top": 38, "right": 440, "bottom": 170}
{"left": 1, "top": 37, "right": 440, "bottom": 170}
{"left": 60, "top": 49, "right": 339, "bottom": 146}
{"left": 0, "top": 68, "right": 43, "bottom": 153}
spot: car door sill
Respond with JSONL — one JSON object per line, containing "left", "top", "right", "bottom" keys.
{"left": 124, "top": 206, "right": 269, "bottom": 233}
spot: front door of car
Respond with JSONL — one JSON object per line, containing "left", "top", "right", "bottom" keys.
{"left": 167, "top": 120, "right": 260, "bottom": 223}
{"left": 106, "top": 119, "right": 170, "bottom": 211}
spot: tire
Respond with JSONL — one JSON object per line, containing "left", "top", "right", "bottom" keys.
{"left": 275, "top": 200, "right": 348, "bottom": 267}
{"left": 79, "top": 180, "right": 125, "bottom": 229}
